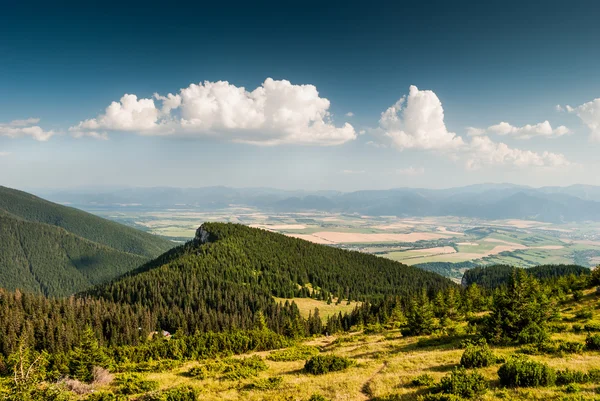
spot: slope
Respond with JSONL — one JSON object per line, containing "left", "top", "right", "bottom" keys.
{"left": 0, "top": 212, "right": 149, "bottom": 296}
{"left": 88, "top": 222, "right": 455, "bottom": 334}
{"left": 0, "top": 186, "right": 173, "bottom": 258}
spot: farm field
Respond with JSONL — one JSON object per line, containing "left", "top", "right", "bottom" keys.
{"left": 85, "top": 206, "right": 600, "bottom": 278}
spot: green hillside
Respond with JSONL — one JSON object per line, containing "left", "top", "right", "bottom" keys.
{"left": 0, "top": 213, "right": 150, "bottom": 296}
{"left": 88, "top": 223, "right": 455, "bottom": 334}
{"left": 0, "top": 186, "right": 174, "bottom": 296}
{"left": 0, "top": 186, "right": 173, "bottom": 258}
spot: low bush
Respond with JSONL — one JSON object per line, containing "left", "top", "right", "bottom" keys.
{"left": 307, "top": 395, "right": 331, "bottom": 401}
{"left": 86, "top": 392, "right": 128, "bottom": 401}
{"left": 411, "top": 374, "right": 436, "bottom": 387}
{"left": 136, "top": 386, "right": 199, "bottom": 401}
{"left": 460, "top": 344, "right": 496, "bottom": 368}
{"left": 114, "top": 359, "right": 182, "bottom": 373}
{"left": 575, "top": 309, "right": 593, "bottom": 320}
{"left": 556, "top": 369, "right": 591, "bottom": 385}
{"left": 572, "top": 324, "right": 583, "bottom": 333}
{"left": 187, "top": 356, "right": 268, "bottom": 380}
{"left": 267, "top": 346, "right": 319, "bottom": 362}
{"left": 436, "top": 367, "right": 487, "bottom": 398}
{"left": 549, "top": 323, "right": 569, "bottom": 333}
{"left": 584, "top": 322, "right": 600, "bottom": 332}
{"left": 246, "top": 376, "right": 283, "bottom": 390}
{"left": 417, "top": 394, "right": 464, "bottom": 401}
{"left": 517, "top": 323, "right": 549, "bottom": 345}
{"left": 585, "top": 334, "right": 600, "bottom": 350}
{"left": 564, "top": 383, "right": 581, "bottom": 393}
{"left": 556, "top": 368, "right": 600, "bottom": 385}
{"left": 303, "top": 355, "right": 354, "bottom": 375}
{"left": 114, "top": 373, "right": 159, "bottom": 395}
{"left": 498, "top": 357, "right": 555, "bottom": 387}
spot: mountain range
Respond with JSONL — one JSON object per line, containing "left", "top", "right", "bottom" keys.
{"left": 38, "top": 183, "right": 600, "bottom": 223}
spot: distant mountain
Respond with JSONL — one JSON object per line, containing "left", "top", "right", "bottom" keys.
{"left": 0, "top": 186, "right": 174, "bottom": 296}
{"left": 36, "top": 183, "right": 600, "bottom": 223}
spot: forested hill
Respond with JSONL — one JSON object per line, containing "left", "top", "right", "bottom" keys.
{"left": 0, "top": 186, "right": 173, "bottom": 257}
{"left": 87, "top": 223, "right": 455, "bottom": 334}
{"left": 0, "top": 186, "right": 174, "bottom": 296}
{"left": 461, "top": 264, "right": 590, "bottom": 289}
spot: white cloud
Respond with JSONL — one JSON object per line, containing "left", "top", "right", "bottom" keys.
{"left": 371, "top": 86, "right": 572, "bottom": 170}
{"left": 466, "top": 127, "right": 486, "bottom": 136}
{"left": 375, "top": 86, "right": 464, "bottom": 151}
{"left": 564, "top": 98, "right": 600, "bottom": 141}
{"left": 346, "top": 112, "right": 354, "bottom": 117}
{"left": 481, "top": 120, "right": 571, "bottom": 139}
{"left": 0, "top": 151, "right": 10, "bottom": 157}
{"left": 70, "top": 78, "right": 356, "bottom": 146}
{"left": 396, "top": 166, "right": 425, "bottom": 176}
{"left": 465, "top": 136, "right": 571, "bottom": 170}
{"left": 555, "top": 105, "right": 565, "bottom": 112}
{"left": 0, "top": 119, "right": 55, "bottom": 141}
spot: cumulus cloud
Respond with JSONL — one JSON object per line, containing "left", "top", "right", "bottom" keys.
{"left": 346, "top": 112, "right": 354, "bottom": 117}
{"left": 70, "top": 78, "right": 356, "bottom": 146}
{"left": 466, "top": 127, "right": 486, "bottom": 136}
{"left": 370, "top": 86, "right": 572, "bottom": 170}
{"left": 396, "top": 166, "right": 425, "bottom": 176}
{"left": 374, "top": 85, "right": 464, "bottom": 151}
{"left": 0, "top": 119, "right": 55, "bottom": 141}
{"left": 479, "top": 120, "right": 571, "bottom": 139}
{"left": 563, "top": 98, "right": 600, "bottom": 141}
{"left": 465, "top": 136, "right": 571, "bottom": 170}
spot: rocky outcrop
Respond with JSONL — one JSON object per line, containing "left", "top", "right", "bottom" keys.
{"left": 195, "top": 225, "right": 212, "bottom": 244}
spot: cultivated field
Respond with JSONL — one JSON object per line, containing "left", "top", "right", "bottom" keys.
{"left": 86, "top": 206, "right": 600, "bottom": 277}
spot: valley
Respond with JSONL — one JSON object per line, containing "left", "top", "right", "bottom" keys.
{"left": 80, "top": 205, "right": 600, "bottom": 281}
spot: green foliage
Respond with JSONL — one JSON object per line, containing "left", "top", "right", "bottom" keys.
{"left": 463, "top": 264, "right": 590, "bottom": 289}
{"left": 583, "top": 322, "right": 600, "bottom": 332}
{"left": 483, "top": 270, "right": 555, "bottom": 344}
{"left": 307, "top": 395, "right": 331, "bottom": 401}
{"left": 85, "top": 392, "right": 128, "bottom": 401}
{"left": 267, "top": 346, "right": 319, "bottom": 362}
{"left": 0, "top": 186, "right": 173, "bottom": 297}
{"left": 136, "top": 386, "right": 199, "bottom": 401}
{"left": 114, "top": 373, "right": 159, "bottom": 395}
{"left": 303, "top": 355, "right": 354, "bottom": 375}
{"left": 459, "top": 343, "right": 496, "bottom": 368}
{"left": 69, "top": 327, "right": 110, "bottom": 382}
{"left": 564, "top": 383, "right": 581, "bottom": 393}
{"left": 436, "top": 367, "right": 487, "bottom": 398}
{"left": 417, "top": 394, "right": 464, "bottom": 401}
{"left": 585, "top": 334, "right": 600, "bottom": 350}
{"left": 187, "top": 356, "right": 268, "bottom": 380}
{"left": 246, "top": 376, "right": 283, "bottom": 390}
{"left": 114, "top": 359, "right": 182, "bottom": 373}
{"left": 403, "top": 290, "right": 436, "bottom": 336}
{"left": 497, "top": 357, "right": 556, "bottom": 387}
{"left": 555, "top": 368, "right": 600, "bottom": 385}
{"left": 411, "top": 374, "right": 436, "bottom": 387}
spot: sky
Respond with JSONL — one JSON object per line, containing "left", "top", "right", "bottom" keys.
{"left": 2, "top": 0, "right": 600, "bottom": 191}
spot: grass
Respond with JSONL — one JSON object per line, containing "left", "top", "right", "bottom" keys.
{"left": 273, "top": 297, "right": 360, "bottom": 320}
{"left": 75, "top": 289, "right": 600, "bottom": 401}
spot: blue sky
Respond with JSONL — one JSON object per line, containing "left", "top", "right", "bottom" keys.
{"left": 2, "top": 0, "right": 600, "bottom": 191}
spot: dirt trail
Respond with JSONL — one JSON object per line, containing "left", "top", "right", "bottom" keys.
{"left": 359, "top": 361, "right": 389, "bottom": 400}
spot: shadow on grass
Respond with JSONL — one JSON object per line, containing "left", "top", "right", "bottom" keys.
{"left": 427, "top": 362, "right": 457, "bottom": 372}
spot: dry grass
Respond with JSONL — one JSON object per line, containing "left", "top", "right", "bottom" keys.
{"left": 89, "top": 290, "right": 600, "bottom": 400}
